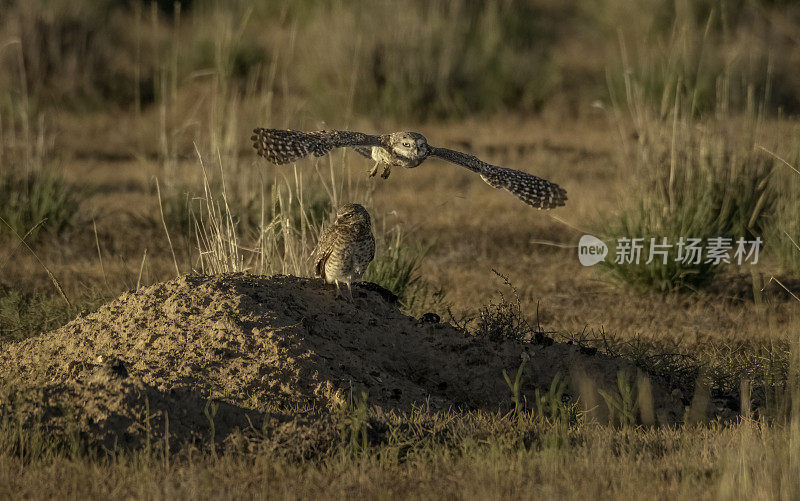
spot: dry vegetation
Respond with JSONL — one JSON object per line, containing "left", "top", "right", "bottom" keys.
{"left": 1, "top": 0, "right": 800, "bottom": 498}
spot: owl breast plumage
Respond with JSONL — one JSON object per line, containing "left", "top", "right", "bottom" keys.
{"left": 313, "top": 204, "right": 375, "bottom": 286}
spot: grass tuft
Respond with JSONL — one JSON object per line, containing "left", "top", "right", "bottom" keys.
{"left": 0, "top": 170, "right": 80, "bottom": 240}
{"left": 602, "top": 48, "right": 777, "bottom": 291}
{"left": 363, "top": 229, "right": 447, "bottom": 316}
{"left": 473, "top": 272, "right": 541, "bottom": 343}
{"left": 0, "top": 290, "right": 72, "bottom": 342}
{"left": 762, "top": 146, "right": 800, "bottom": 273}
{"left": 0, "top": 287, "right": 104, "bottom": 343}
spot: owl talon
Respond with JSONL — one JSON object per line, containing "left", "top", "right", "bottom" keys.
{"left": 369, "top": 163, "right": 379, "bottom": 177}
{"left": 380, "top": 165, "right": 392, "bottom": 179}
{"left": 332, "top": 281, "right": 354, "bottom": 302}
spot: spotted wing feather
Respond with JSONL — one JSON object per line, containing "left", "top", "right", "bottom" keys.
{"left": 251, "top": 128, "right": 382, "bottom": 165}
{"left": 364, "top": 233, "right": 375, "bottom": 272}
{"left": 429, "top": 147, "right": 567, "bottom": 209}
{"left": 480, "top": 165, "right": 567, "bottom": 209}
{"left": 312, "top": 223, "right": 338, "bottom": 279}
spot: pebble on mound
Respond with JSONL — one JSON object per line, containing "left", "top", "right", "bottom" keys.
{"left": 0, "top": 274, "right": 683, "bottom": 449}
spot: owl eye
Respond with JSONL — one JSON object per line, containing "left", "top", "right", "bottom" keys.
{"left": 402, "top": 142, "right": 411, "bottom": 147}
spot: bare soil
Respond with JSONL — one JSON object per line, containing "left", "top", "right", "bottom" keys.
{"left": 0, "top": 274, "right": 684, "bottom": 450}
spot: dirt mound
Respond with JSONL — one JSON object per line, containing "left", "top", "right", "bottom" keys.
{"left": 0, "top": 274, "right": 683, "bottom": 449}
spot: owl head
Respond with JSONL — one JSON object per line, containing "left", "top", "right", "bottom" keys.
{"left": 387, "top": 132, "right": 430, "bottom": 162}
{"left": 335, "top": 203, "right": 371, "bottom": 225}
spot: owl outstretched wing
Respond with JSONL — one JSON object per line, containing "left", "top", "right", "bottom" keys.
{"left": 251, "top": 128, "right": 383, "bottom": 165}
{"left": 429, "top": 147, "right": 567, "bottom": 209}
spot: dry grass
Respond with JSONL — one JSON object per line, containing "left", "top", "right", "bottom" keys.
{"left": 2, "top": 114, "right": 798, "bottom": 497}
{"left": 0, "top": 341, "right": 799, "bottom": 499}
{"left": 1, "top": 0, "right": 800, "bottom": 498}
{"left": 594, "top": 5, "right": 800, "bottom": 292}
{"left": 602, "top": 72, "right": 779, "bottom": 291}
{"left": 763, "top": 145, "right": 800, "bottom": 273}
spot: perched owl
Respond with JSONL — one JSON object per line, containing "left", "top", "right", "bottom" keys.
{"left": 312, "top": 203, "right": 375, "bottom": 299}
{"left": 251, "top": 128, "right": 567, "bottom": 210}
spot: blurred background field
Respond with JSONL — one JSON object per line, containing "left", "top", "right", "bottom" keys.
{"left": 1, "top": 0, "right": 800, "bottom": 497}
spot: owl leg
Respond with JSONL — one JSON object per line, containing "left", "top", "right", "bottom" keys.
{"left": 380, "top": 164, "right": 392, "bottom": 179}
{"left": 333, "top": 279, "right": 353, "bottom": 301}
{"left": 369, "top": 161, "right": 380, "bottom": 177}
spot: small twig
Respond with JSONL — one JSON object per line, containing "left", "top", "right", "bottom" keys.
{"left": 536, "top": 300, "right": 542, "bottom": 334}
{"left": 0, "top": 218, "right": 46, "bottom": 268}
{"left": 529, "top": 239, "right": 578, "bottom": 249}
{"left": 757, "top": 145, "right": 800, "bottom": 176}
{"left": 600, "top": 326, "right": 616, "bottom": 357}
{"left": 784, "top": 232, "right": 800, "bottom": 253}
{"left": 545, "top": 213, "right": 596, "bottom": 237}
{"left": 767, "top": 276, "right": 800, "bottom": 303}
{"left": 93, "top": 218, "right": 111, "bottom": 294}
{"left": 136, "top": 249, "right": 148, "bottom": 292}
{"left": 0, "top": 215, "right": 72, "bottom": 309}
{"left": 156, "top": 178, "right": 181, "bottom": 277}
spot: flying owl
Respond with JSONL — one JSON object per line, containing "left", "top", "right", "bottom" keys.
{"left": 251, "top": 128, "right": 567, "bottom": 210}
{"left": 312, "top": 203, "right": 375, "bottom": 299}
